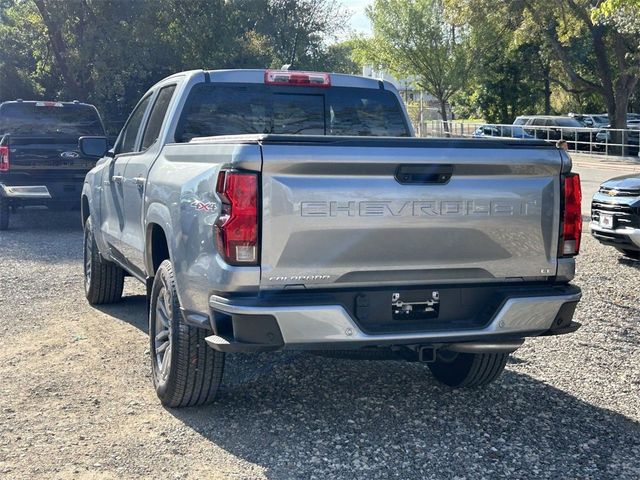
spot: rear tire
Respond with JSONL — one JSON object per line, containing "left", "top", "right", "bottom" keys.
{"left": 0, "top": 197, "right": 9, "bottom": 230}
{"left": 428, "top": 351, "right": 508, "bottom": 388}
{"left": 149, "top": 259, "right": 224, "bottom": 408}
{"left": 83, "top": 217, "right": 125, "bottom": 304}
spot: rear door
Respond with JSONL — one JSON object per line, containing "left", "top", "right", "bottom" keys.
{"left": 259, "top": 139, "right": 562, "bottom": 290}
{"left": 100, "top": 94, "right": 152, "bottom": 259}
{"left": 121, "top": 84, "right": 177, "bottom": 275}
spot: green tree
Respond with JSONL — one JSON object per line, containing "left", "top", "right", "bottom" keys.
{"left": 523, "top": 1, "right": 640, "bottom": 134}
{"left": 0, "top": 0, "right": 349, "bottom": 134}
{"left": 458, "top": 0, "right": 639, "bottom": 129}
{"left": 356, "top": 0, "right": 472, "bottom": 129}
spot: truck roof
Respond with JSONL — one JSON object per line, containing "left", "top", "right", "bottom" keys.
{"left": 151, "top": 69, "right": 397, "bottom": 93}
{"left": 0, "top": 100, "right": 96, "bottom": 108}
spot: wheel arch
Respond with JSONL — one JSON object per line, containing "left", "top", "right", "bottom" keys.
{"left": 147, "top": 222, "right": 171, "bottom": 275}
{"left": 81, "top": 194, "right": 90, "bottom": 227}
{"left": 145, "top": 202, "right": 176, "bottom": 277}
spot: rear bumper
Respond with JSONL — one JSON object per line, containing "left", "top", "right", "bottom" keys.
{"left": 205, "top": 284, "right": 582, "bottom": 353}
{"left": 0, "top": 184, "right": 51, "bottom": 199}
{"left": 0, "top": 182, "right": 83, "bottom": 204}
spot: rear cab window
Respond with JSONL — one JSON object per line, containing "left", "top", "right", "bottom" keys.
{"left": 0, "top": 102, "right": 104, "bottom": 136}
{"left": 174, "top": 83, "right": 410, "bottom": 142}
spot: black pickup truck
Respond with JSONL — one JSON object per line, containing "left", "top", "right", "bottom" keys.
{"left": 0, "top": 100, "right": 106, "bottom": 229}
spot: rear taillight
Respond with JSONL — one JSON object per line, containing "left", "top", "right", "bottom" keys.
{"left": 215, "top": 171, "right": 258, "bottom": 265}
{"left": 0, "top": 145, "right": 9, "bottom": 172}
{"left": 264, "top": 70, "right": 331, "bottom": 87}
{"left": 561, "top": 173, "right": 582, "bottom": 256}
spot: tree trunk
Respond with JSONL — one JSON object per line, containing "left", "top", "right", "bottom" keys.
{"left": 33, "top": 0, "right": 84, "bottom": 100}
{"left": 612, "top": 89, "right": 630, "bottom": 156}
{"left": 439, "top": 97, "right": 450, "bottom": 135}
{"left": 543, "top": 65, "right": 551, "bottom": 115}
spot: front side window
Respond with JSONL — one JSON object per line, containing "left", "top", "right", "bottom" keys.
{"left": 119, "top": 95, "right": 152, "bottom": 154}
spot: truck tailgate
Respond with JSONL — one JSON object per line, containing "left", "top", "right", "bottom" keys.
{"left": 6, "top": 136, "right": 96, "bottom": 177}
{"left": 259, "top": 137, "right": 563, "bottom": 289}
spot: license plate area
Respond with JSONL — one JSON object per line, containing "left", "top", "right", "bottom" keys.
{"left": 391, "top": 291, "right": 440, "bottom": 321}
{"left": 599, "top": 213, "right": 614, "bottom": 229}
{"left": 342, "top": 286, "right": 501, "bottom": 334}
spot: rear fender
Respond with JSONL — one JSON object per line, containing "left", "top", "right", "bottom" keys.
{"left": 81, "top": 180, "right": 109, "bottom": 257}
{"left": 144, "top": 202, "right": 176, "bottom": 276}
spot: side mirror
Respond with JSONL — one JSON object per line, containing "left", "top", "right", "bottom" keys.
{"left": 79, "top": 136, "right": 109, "bottom": 158}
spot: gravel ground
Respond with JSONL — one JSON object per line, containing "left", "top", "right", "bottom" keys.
{"left": 1, "top": 207, "right": 639, "bottom": 479}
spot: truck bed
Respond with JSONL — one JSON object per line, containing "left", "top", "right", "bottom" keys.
{"left": 190, "top": 134, "right": 566, "bottom": 290}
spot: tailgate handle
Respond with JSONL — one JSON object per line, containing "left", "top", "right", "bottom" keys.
{"left": 395, "top": 164, "right": 453, "bottom": 185}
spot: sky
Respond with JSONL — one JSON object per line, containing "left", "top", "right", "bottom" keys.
{"left": 342, "top": 0, "right": 373, "bottom": 37}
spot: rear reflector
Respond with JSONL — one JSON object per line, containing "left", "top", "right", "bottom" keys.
{"left": 0, "top": 145, "right": 9, "bottom": 172}
{"left": 561, "top": 173, "right": 582, "bottom": 256}
{"left": 215, "top": 171, "right": 259, "bottom": 265}
{"left": 264, "top": 70, "right": 331, "bottom": 87}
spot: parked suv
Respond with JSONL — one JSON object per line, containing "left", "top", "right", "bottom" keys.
{"left": 568, "top": 113, "right": 609, "bottom": 128}
{"left": 0, "top": 100, "right": 105, "bottom": 229}
{"left": 591, "top": 174, "right": 640, "bottom": 259}
{"left": 472, "top": 124, "right": 535, "bottom": 139}
{"left": 516, "top": 115, "right": 592, "bottom": 148}
{"left": 594, "top": 121, "right": 640, "bottom": 155}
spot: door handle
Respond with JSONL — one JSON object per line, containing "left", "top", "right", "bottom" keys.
{"left": 133, "top": 177, "right": 146, "bottom": 187}
{"left": 111, "top": 175, "right": 124, "bottom": 184}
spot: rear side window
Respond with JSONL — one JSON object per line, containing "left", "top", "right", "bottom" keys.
{"left": 0, "top": 103, "right": 104, "bottom": 136}
{"left": 175, "top": 83, "right": 410, "bottom": 142}
{"left": 141, "top": 85, "right": 176, "bottom": 150}
{"left": 119, "top": 95, "right": 152, "bottom": 154}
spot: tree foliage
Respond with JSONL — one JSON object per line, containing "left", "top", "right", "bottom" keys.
{"left": 355, "top": 0, "right": 472, "bottom": 126}
{"left": 451, "top": 0, "right": 640, "bottom": 132}
{"left": 0, "top": 0, "right": 351, "bottom": 133}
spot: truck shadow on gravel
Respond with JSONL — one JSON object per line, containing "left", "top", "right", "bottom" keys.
{"left": 2, "top": 208, "right": 81, "bottom": 232}
{"left": 100, "top": 293, "right": 640, "bottom": 479}
{"left": 93, "top": 294, "right": 148, "bottom": 331}
{"left": 618, "top": 257, "right": 640, "bottom": 269}
{"left": 171, "top": 353, "right": 640, "bottom": 479}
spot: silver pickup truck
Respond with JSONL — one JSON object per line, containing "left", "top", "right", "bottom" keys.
{"left": 80, "top": 69, "right": 582, "bottom": 407}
